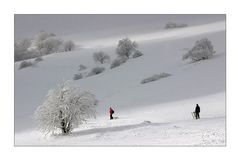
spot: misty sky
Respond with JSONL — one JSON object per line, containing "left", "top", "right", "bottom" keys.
{"left": 15, "top": 14, "right": 225, "bottom": 43}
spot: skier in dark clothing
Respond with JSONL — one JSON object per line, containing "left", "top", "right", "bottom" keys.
{"left": 195, "top": 104, "right": 200, "bottom": 119}
{"left": 109, "top": 107, "right": 114, "bottom": 120}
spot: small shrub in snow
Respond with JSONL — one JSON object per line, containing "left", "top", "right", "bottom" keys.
{"left": 182, "top": 38, "right": 215, "bottom": 62}
{"left": 110, "top": 56, "right": 128, "bottom": 69}
{"left": 132, "top": 50, "right": 143, "bottom": 58}
{"left": 18, "top": 60, "right": 33, "bottom": 69}
{"left": 165, "top": 22, "right": 188, "bottom": 29}
{"left": 79, "top": 64, "right": 87, "bottom": 71}
{"left": 141, "top": 73, "right": 171, "bottom": 84}
{"left": 35, "top": 56, "right": 43, "bottom": 62}
{"left": 73, "top": 73, "right": 83, "bottom": 80}
{"left": 34, "top": 81, "right": 97, "bottom": 134}
{"left": 116, "top": 38, "right": 138, "bottom": 59}
{"left": 87, "top": 67, "right": 105, "bottom": 77}
{"left": 62, "top": 40, "right": 75, "bottom": 52}
{"left": 93, "top": 51, "right": 110, "bottom": 64}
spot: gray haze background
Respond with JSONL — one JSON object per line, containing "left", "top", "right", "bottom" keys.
{"left": 15, "top": 14, "right": 225, "bottom": 43}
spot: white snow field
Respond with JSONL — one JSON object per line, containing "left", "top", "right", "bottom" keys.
{"left": 15, "top": 20, "right": 226, "bottom": 146}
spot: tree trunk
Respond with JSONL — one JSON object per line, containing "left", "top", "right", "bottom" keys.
{"left": 60, "top": 118, "right": 71, "bottom": 134}
{"left": 61, "top": 119, "right": 67, "bottom": 134}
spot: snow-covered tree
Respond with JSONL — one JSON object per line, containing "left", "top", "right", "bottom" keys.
{"left": 63, "top": 40, "right": 75, "bottom": 52}
{"left": 36, "top": 37, "right": 63, "bottom": 55}
{"left": 14, "top": 39, "right": 32, "bottom": 61}
{"left": 15, "top": 31, "right": 77, "bottom": 61}
{"left": 34, "top": 81, "right": 98, "bottom": 135}
{"left": 182, "top": 38, "right": 215, "bottom": 62}
{"left": 14, "top": 39, "right": 31, "bottom": 54}
{"left": 35, "top": 31, "right": 71, "bottom": 55}
{"left": 116, "top": 38, "right": 138, "bottom": 59}
{"left": 93, "top": 51, "right": 110, "bottom": 64}
{"left": 35, "top": 31, "right": 56, "bottom": 45}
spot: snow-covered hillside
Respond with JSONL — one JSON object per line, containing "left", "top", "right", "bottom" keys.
{"left": 15, "top": 20, "right": 226, "bottom": 146}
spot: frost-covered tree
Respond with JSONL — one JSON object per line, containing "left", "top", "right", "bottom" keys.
{"left": 15, "top": 31, "right": 77, "bottom": 61}
{"left": 34, "top": 81, "right": 98, "bottom": 134}
{"left": 93, "top": 51, "right": 110, "bottom": 64}
{"left": 182, "top": 38, "right": 215, "bottom": 62}
{"left": 116, "top": 38, "right": 138, "bottom": 59}
{"left": 14, "top": 39, "right": 32, "bottom": 61}
{"left": 35, "top": 31, "right": 56, "bottom": 45}
{"left": 35, "top": 32, "right": 77, "bottom": 54}
{"left": 14, "top": 39, "right": 31, "bottom": 54}
{"left": 63, "top": 40, "right": 75, "bottom": 52}
{"left": 36, "top": 37, "right": 63, "bottom": 55}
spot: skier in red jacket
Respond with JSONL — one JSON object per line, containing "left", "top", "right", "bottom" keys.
{"left": 109, "top": 107, "right": 114, "bottom": 120}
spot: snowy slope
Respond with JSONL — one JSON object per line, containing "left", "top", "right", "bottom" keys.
{"left": 16, "top": 93, "right": 225, "bottom": 146}
{"left": 14, "top": 20, "right": 226, "bottom": 146}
